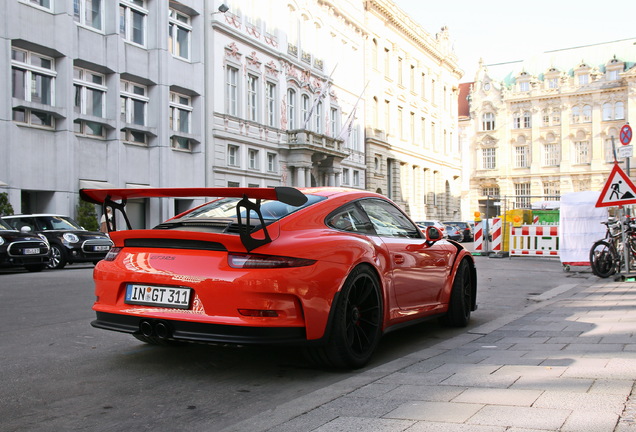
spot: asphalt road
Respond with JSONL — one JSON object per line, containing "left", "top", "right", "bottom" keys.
{"left": 0, "top": 251, "right": 597, "bottom": 432}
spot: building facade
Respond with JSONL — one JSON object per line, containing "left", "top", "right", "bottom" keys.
{"left": 464, "top": 39, "right": 636, "bottom": 216}
{"left": 1, "top": 0, "right": 464, "bottom": 227}
{"left": 2, "top": 0, "right": 206, "bottom": 226}
{"left": 363, "top": 1, "right": 463, "bottom": 221}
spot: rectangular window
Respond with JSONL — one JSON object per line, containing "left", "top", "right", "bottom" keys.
{"left": 330, "top": 108, "right": 337, "bottom": 137}
{"left": 168, "top": 8, "right": 191, "bottom": 60}
{"left": 74, "top": 0, "right": 103, "bottom": 30}
{"left": 265, "top": 82, "right": 276, "bottom": 127}
{"left": 226, "top": 66, "right": 238, "bottom": 116}
{"left": 120, "top": 0, "right": 147, "bottom": 46}
{"left": 548, "top": 78, "right": 558, "bottom": 89}
{"left": 315, "top": 102, "right": 322, "bottom": 133}
{"left": 353, "top": 170, "right": 360, "bottom": 186}
{"left": 514, "top": 146, "right": 528, "bottom": 168}
{"left": 514, "top": 183, "right": 531, "bottom": 208}
{"left": 543, "top": 181, "right": 560, "bottom": 199}
{"left": 482, "top": 148, "right": 496, "bottom": 170}
{"left": 544, "top": 143, "right": 559, "bottom": 166}
{"left": 25, "top": 0, "right": 52, "bottom": 9}
{"left": 342, "top": 168, "right": 350, "bottom": 185}
{"left": 11, "top": 47, "right": 56, "bottom": 128}
{"left": 397, "top": 107, "right": 403, "bottom": 139}
{"left": 574, "top": 141, "right": 590, "bottom": 164}
{"left": 519, "top": 81, "right": 529, "bottom": 92}
{"left": 397, "top": 57, "right": 403, "bottom": 85}
{"left": 578, "top": 74, "right": 589, "bottom": 85}
{"left": 12, "top": 48, "right": 55, "bottom": 105}
{"left": 247, "top": 74, "right": 259, "bottom": 122}
{"left": 287, "top": 89, "right": 296, "bottom": 129}
{"left": 169, "top": 91, "right": 193, "bottom": 150}
{"left": 267, "top": 153, "right": 277, "bottom": 172}
{"left": 74, "top": 67, "right": 106, "bottom": 137}
{"left": 248, "top": 148, "right": 259, "bottom": 169}
{"left": 120, "top": 80, "right": 148, "bottom": 144}
{"left": 482, "top": 187, "right": 499, "bottom": 197}
{"left": 228, "top": 145, "right": 239, "bottom": 166}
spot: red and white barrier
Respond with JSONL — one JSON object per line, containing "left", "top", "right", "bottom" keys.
{"left": 473, "top": 221, "right": 484, "bottom": 253}
{"left": 491, "top": 218, "right": 502, "bottom": 251}
{"left": 510, "top": 225, "right": 559, "bottom": 256}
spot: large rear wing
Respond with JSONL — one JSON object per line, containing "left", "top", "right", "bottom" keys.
{"left": 80, "top": 186, "right": 308, "bottom": 252}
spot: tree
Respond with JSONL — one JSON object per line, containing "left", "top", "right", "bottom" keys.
{"left": 0, "top": 192, "right": 14, "bottom": 216}
{"left": 76, "top": 199, "right": 99, "bottom": 231}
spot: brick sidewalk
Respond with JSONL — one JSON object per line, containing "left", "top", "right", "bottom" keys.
{"left": 222, "top": 280, "right": 636, "bottom": 432}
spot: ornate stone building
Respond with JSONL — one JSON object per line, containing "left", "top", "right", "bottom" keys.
{"left": 464, "top": 39, "right": 636, "bottom": 216}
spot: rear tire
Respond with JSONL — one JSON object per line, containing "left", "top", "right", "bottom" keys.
{"left": 305, "top": 266, "right": 382, "bottom": 369}
{"left": 589, "top": 240, "right": 618, "bottom": 278}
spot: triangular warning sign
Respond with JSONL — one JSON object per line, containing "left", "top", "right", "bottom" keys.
{"left": 596, "top": 163, "right": 636, "bottom": 207}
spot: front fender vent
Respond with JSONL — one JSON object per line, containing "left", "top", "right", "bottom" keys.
{"left": 124, "top": 238, "right": 227, "bottom": 251}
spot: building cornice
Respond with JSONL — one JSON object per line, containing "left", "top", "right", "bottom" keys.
{"left": 365, "top": 0, "right": 462, "bottom": 78}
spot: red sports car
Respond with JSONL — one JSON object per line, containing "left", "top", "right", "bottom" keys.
{"left": 81, "top": 187, "right": 477, "bottom": 369}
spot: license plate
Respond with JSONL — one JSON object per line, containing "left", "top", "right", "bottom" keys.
{"left": 24, "top": 248, "right": 40, "bottom": 255}
{"left": 125, "top": 284, "right": 191, "bottom": 309}
{"left": 94, "top": 245, "right": 110, "bottom": 251}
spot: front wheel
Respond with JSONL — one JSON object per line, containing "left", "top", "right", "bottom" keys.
{"left": 589, "top": 240, "right": 618, "bottom": 278}
{"left": 305, "top": 266, "right": 382, "bottom": 369}
{"left": 48, "top": 244, "right": 68, "bottom": 269}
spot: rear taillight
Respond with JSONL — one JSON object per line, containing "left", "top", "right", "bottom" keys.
{"left": 228, "top": 253, "right": 316, "bottom": 269}
{"left": 104, "top": 247, "right": 122, "bottom": 261}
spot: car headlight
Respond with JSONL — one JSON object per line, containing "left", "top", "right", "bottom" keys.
{"left": 0, "top": 236, "right": 4, "bottom": 246}
{"left": 63, "top": 233, "right": 80, "bottom": 243}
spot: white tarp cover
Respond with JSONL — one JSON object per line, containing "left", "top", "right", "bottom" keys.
{"left": 559, "top": 191, "right": 608, "bottom": 265}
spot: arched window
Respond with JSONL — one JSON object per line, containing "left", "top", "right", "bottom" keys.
{"left": 603, "top": 102, "right": 612, "bottom": 121}
{"left": 582, "top": 105, "right": 592, "bottom": 122}
{"left": 523, "top": 111, "right": 531, "bottom": 128}
{"left": 301, "top": 94, "right": 310, "bottom": 126}
{"left": 572, "top": 106, "right": 581, "bottom": 124}
{"left": 616, "top": 102, "right": 625, "bottom": 120}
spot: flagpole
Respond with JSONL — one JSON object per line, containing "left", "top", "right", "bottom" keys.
{"left": 336, "top": 81, "right": 370, "bottom": 142}
{"left": 302, "top": 64, "right": 338, "bottom": 130}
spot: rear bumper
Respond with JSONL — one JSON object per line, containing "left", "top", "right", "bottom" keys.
{"left": 92, "top": 311, "right": 309, "bottom": 346}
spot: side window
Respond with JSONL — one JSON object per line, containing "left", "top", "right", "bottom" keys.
{"left": 327, "top": 205, "right": 373, "bottom": 234}
{"left": 358, "top": 199, "right": 421, "bottom": 239}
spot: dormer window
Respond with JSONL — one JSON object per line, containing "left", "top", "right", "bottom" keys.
{"left": 575, "top": 62, "right": 591, "bottom": 85}
{"left": 606, "top": 57, "right": 624, "bottom": 81}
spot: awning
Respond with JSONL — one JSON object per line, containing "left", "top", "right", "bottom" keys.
{"left": 79, "top": 180, "right": 116, "bottom": 190}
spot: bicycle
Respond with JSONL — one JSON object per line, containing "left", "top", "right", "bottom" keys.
{"left": 589, "top": 217, "right": 636, "bottom": 278}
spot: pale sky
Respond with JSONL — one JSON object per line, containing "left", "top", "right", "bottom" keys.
{"left": 393, "top": 0, "right": 636, "bottom": 82}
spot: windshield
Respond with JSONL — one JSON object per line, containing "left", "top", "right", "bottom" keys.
{"left": 0, "top": 219, "right": 15, "bottom": 230}
{"left": 172, "top": 195, "right": 325, "bottom": 223}
{"left": 40, "top": 216, "right": 84, "bottom": 231}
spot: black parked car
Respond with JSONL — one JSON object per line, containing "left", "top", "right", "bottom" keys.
{"left": 0, "top": 218, "right": 50, "bottom": 272}
{"left": 2, "top": 214, "right": 113, "bottom": 269}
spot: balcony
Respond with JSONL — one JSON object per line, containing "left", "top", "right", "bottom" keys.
{"left": 286, "top": 130, "right": 348, "bottom": 159}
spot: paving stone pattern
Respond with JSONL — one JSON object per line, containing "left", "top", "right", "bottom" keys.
{"left": 222, "top": 281, "right": 636, "bottom": 432}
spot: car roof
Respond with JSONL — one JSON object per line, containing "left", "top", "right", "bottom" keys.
{"left": 3, "top": 214, "right": 68, "bottom": 218}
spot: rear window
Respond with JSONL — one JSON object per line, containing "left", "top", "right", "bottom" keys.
{"left": 173, "top": 194, "right": 325, "bottom": 223}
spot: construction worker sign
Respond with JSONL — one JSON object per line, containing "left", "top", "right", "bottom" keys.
{"left": 596, "top": 163, "right": 636, "bottom": 207}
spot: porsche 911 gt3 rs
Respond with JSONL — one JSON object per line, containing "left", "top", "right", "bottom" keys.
{"left": 81, "top": 186, "right": 477, "bottom": 369}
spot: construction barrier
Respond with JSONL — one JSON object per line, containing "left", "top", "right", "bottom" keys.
{"left": 491, "top": 218, "right": 502, "bottom": 252}
{"left": 473, "top": 221, "right": 484, "bottom": 253}
{"left": 510, "top": 225, "right": 559, "bottom": 257}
